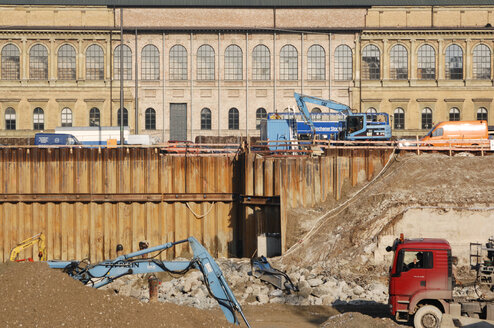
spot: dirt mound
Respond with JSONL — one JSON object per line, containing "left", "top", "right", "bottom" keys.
{"left": 282, "top": 153, "right": 494, "bottom": 280}
{"left": 0, "top": 262, "right": 231, "bottom": 328}
{"left": 320, "top": 312, "right": 401, "bottom": 328}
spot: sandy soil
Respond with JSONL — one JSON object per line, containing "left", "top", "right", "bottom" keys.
{"left": 282, "top": 153, "right": 494, "bottom": 280}
{"left": 0, "top": 261, "right": 407, "bottom": 328}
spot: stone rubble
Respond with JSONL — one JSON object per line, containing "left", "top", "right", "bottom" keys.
{"left": 104, "top": 258, "right": 389, "bottom": 309}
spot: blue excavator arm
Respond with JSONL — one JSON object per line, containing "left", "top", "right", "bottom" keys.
{"left": 294, "top": 92, "right": 353, "bottom": 140}
{"left": 47, "top": 237, "right": 250, "bottom": 327}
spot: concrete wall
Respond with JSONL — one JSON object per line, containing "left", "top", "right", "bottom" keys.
{"left": 375, "top": 207, "right": 494, "bottom": 266}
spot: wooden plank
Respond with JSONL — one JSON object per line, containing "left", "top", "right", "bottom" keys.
{"left": 254, "top": 157, "right": 263, "bottom": 196}
{"left": 61, "top": 203, "right": 68, "bottom": 261}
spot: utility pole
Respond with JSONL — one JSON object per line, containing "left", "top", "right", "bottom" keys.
{"left": 119, "top": 7, "right": 124, "bottom": 145}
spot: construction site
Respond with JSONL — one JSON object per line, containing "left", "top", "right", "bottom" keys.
{"left": 0, "top": 141, "right": 493, "bottom": 328}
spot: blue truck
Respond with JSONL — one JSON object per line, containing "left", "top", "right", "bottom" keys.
{"left": 34, "top": 133, "right": 81, "bottom": 146}
{"left": 260, "top": 93, "right": 392, "bottom": 150}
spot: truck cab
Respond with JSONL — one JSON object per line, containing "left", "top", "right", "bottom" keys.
{"left": 387, "top": 235, "right": 452, "bottom": 327}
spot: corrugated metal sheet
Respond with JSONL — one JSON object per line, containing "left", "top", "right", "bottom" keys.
{"left": 0, "top": 147, "right": 392, "bottom": 262}
{"left": 0, "top": 0, "right": 489, "bottom": 7}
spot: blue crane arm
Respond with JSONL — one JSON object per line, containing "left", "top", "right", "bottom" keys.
{"left": 294, "top": 92, "right": 352, "bottom": 116}
{"left": 47, "top": 237, "right": 250, "bottom": 327}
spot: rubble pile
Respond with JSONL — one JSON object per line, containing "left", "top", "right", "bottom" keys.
{"left": 107, "top": 258, "right": 388, "bottom": 308}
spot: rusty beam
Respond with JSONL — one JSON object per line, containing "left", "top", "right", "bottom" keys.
{"left": 241, "top": 195, "right": 280, "bottom": 206}
{"left": 0, "top": 193, "right": 280, "bottom": 205}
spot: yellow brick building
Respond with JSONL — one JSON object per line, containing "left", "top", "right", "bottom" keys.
{"left": 0, "top": 1, "right": 492, "bottom": 140}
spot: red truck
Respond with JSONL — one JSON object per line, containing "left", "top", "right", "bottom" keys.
{"left": 387, "top": 234, "right": 494, "bottom": 328}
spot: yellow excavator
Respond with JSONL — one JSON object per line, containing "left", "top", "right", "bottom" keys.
{"left": 9, "top": 232, "right": 46, "bottom": 262}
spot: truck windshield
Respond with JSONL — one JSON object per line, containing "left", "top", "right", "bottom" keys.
{"left": 424, "top": 123, "right": 440, "bottom": 138}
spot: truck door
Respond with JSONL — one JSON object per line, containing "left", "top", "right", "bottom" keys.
{"left": 391, "top": 249, "right": 433, "bottom": 298}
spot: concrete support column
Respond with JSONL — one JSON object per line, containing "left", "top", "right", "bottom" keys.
{"left": 410, "top": 39, "right": 417, "bottom": 80}
{"left": 438, "top": 40, "right": 445, "bottom": 80}
{"left": 465, "top": 39, "right": 472, "bottom": 80}
{"left": 78, "top": 39, "right": 84, "bottom": 80}
{"left": 382, "top": 39, "right": 388, "bottom": 81}
{"left": 50, "top": 38, "right": 55, "bottom": 81}
{"left": 21, "top": 38, "right": 27, "bottom": 80}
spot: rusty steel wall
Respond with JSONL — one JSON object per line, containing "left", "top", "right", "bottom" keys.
{"left": 0, "top": 147, "right": 391, "bottom": 262}
{"left": 0, "top": 147, "right": 241, "bottom": 262}
{"left": 242, "top": 149, "right": 392, "bottom": 253}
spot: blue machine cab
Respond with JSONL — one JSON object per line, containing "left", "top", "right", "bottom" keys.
{"left": 34, "top": 133, "right": 81, "bottom": 146}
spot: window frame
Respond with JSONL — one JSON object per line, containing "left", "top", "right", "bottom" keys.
{"left": 334, "top": 44, "right": 352, "bottom": 81}
{"left": 224, "top": 44, "right": 243, "bottom": 81}
{"left": 445, "top": 44, "right": 463, "bottom": 80}
{"left": 61, "top": 107, "right": 72, "bottom": 127}
{"left": 86, "top": 44, "right": 104, "bottom": 80}
{"left": 169, "top": 44, "right": 188, "bottom": 81}
{"left": 117, "top": 107, "right": 129, "bottom": 127}
{"left": 141, "top": 44, "right": 160, "bottom": 81}
{"left": 256, "top": 108, "right": 267, "bottom": 130}
{"left": 417, "top": 44, "right": 436, "bottom": 80}
{"left": 5, "top": 107, "right": 16, "bottom": 130}
{"left": 252, "top": 45, "right": 270, "bottom": 80}
{"left": 197, "top": 44, "right": 215, "bottom": 81}
{"left": 473, "top": 44, "right": 491, "bottom": 80}
{"left": 280, "top": 44, "right": 298, "bottom": 81}
{"left": 394, "top": 107, "right": 405, "bottom": 130}
{"left": 307, "top": 44, "right": 325, "bottom": 81}
{"left": 449, "top": 107, "right": 460, "bottom": 121}
{"left": 57, "top": 44, "right": 76, "bottom": 80}
{"left": 362, "top": 44, "right": 380, "bottom": 80}
{"left": 389, "top": 44, "right": 408, "bottom": 80}
{"left": 1, "top": 44, "right": 20, "bottom": 80}
{"left": 201, "top": 108, "right": 212, "bottom": 130}
{"left": 33, "top": 107, "right": 44, "bottom": 130}
{"left": 29, "top": 44, "right": 48, "bottom": 80}
{"left": 114, "top": 44, "right": 132, "bottom": 80}
{"left": 145, "top": 107, "right": 156, "bottom": 130}
{"left": 89, "top": 107, "right": 100, "bottom": 127}
{"left": 422, "top": 107, "right": 433, "bottom": 130}
{"left": 228, "top": 107, "right": 239, "bottom": 130}
{"left": 477, "top": 107, "right": 488, "bottom": 121}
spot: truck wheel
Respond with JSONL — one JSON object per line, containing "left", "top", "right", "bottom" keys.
{"left": 414, "top": 305, "right": 442, "bottom": 328}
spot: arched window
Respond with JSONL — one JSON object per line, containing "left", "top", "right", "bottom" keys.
{"left": 89, "top": 107, "right": 100, "bottom": 127}
{"left": 311, "top": 107, "right": 322, "bottom": 121}
{"left": 114, "top": 45, "right": 132, "bottom": 80}
{"left": 394, "top": 108, "right": 405, "bottom": 130}
{"left": 449, "top": 107, "right": 460, "bottom": 121}
{"left": 141, "top": 45, "right": 159, "bottom": 80}
{"left": 390, "top": 44, "right": 408, "bottom": 80}
{"left": 145, "top": 108, "right": 156, "bottom": 130}
{"left": 224, "top": 45, "right": 242, "bottom": 80}
{"left": 477, "top": 107, "right": 488, "bottom": 121}
{"left": 58, "top": 44, "right": 76, "bottom": 80}
{"left": 473, "top": 44, "right": 491, "bottom": 80}
{"left": 169, "top": 45, "right": 187, "bottom": 80}
{"left": 256, "top": 108, "right": 267, "bottom": 130}
{"left": 117, "top": 107, "right": 128, "bottom": 127}
{"left": 252, "top": 45, "right": 270, "bottom": 80}
{"left": 201, "top": 108, "right": 212, "bottom": 130}
{"left": 366, "top": 107, "right": 378, "bottom": 122}
{"left": 362, "top": 44, "right": 380, "bottom": 80}
{"left": 86, "top": 44, "right": 104, "bottom": 80}
{"left": 2, "top": 44, "right": 20, "bottom": 80}
{"left": 280, "top": 45, "right": 298, "bottom": 80}
{"left": 228, "top": 108, "right": 239, "bottom": 130}
{"left": 308, "top": 45, "right": 325, "bottom": 80}
{"left": 422, "top": 107, "right": 432, "bottom": 130}
{"left": 334, "top": 45, "right": 352, "bottom": 81}
{"left": 417, "top": 44, "right": 436, "bottom": 80}
{"left": 61, "top": 107, "right": 72, "bottom": 127}
{"left": 30, "top": 44, "right": 48, "bottom": 80}
{"left": 445, "top": 44, "right": 463, "bottom": 80}
{"left": 5, "top": 107, "right": 15, "bottom": 130}
{"left": 33, "top": 107, "right": 44, "bottom": 130}
{"left": 197, "top": 45, "right": 215, "bottom": 80}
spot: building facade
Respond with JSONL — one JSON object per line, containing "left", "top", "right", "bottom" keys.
{"left": 0, "top": 1, "right": 493, "bottom": 140}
